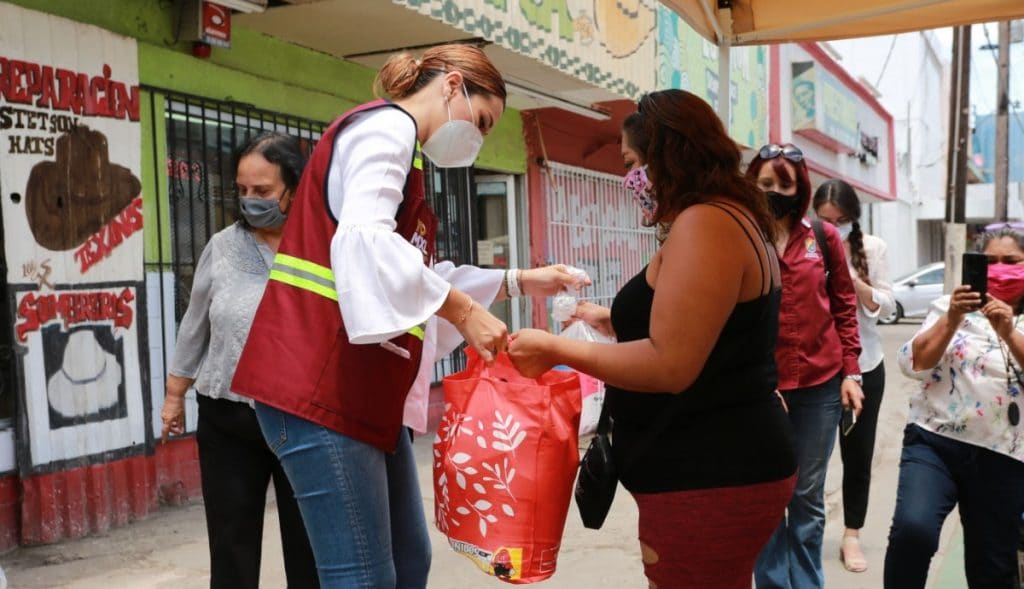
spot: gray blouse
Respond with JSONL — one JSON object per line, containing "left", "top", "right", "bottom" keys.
{"left": 169, "top": 222, "right": 274, "bottom": 406}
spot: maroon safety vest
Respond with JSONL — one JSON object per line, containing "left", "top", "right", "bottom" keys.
{"left": 231, "top": 100, "right": 438, "bottom": 451}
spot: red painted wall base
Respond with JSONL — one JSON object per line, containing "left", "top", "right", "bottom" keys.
{"left": 5, "top": 437, "right": 201, "bottom": 548}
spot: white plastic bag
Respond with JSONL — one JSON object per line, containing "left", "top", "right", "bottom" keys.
{"left": 551, "top": 266, "right": 591, "bottom": 324}
{"left": 558, "top": 320, "right": 614, "bottom": 437}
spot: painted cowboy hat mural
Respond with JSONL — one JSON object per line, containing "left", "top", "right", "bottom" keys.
{"left": 25, "top": 125, "right": 141, "bottom": 250}
{"left": 46, "top": 329, "right": 122, "bottom": 420}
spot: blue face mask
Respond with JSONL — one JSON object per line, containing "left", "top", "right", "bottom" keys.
{"left": 239, "top": 195, "right": 288, "bottom": 228}
{"left": 836, "top": 222, "right": 853, "bottom": 241}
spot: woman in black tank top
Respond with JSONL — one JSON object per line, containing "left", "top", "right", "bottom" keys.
{"left": 510, "top": 90, "right": 796, "bottom": 589}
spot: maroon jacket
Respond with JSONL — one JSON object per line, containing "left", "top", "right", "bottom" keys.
{"left": 231, "top": 100, "right": 437, "bottom": 451}
{"left": 776, "top": 217, "right": 862, "bottom": 391}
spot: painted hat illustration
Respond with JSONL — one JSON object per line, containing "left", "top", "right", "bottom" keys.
{"left": 25, "top": 125, "right": 141, "bottom": 250}
{"left": 46, "top": 330, "right": 122, "bottom": 418}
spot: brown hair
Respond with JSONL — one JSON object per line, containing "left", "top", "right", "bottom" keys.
{"left": 622, "top": 111, "right": 649, "bottom": 156}
{"left": 374, "top": 44, "right": 506, "bottom": 105}
{"left": 635, "top": 90, "right": 775, "bottom": 242}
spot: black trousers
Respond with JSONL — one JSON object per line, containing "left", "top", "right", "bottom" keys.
{"left": 839, "top": 360, "right": 885, "bottom": 529}
{"left": 197, "top": 395, "right": 319, "bottom": 589}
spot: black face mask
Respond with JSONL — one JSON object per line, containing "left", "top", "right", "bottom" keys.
{"left": 766, "top": 191, "right": 801, "bottom": 219}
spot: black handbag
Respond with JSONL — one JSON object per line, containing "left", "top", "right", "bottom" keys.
{"left": 574, "top": 390, "right": 694, "bottom": 529}
{"left": 575, "top": 401, "right": 617, "bottom": 529}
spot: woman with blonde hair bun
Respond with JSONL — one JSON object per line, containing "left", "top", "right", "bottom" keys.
{"left": 230, "top": 44, "right": 581, "bottom": 588}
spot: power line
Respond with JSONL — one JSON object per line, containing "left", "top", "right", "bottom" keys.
{"left": 874, "top": 34, "right": 899, "bottom": 88}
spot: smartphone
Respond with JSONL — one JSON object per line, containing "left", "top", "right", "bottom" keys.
{"left": 962, "top": 252, "right": 988, "bottom": 306}
{"left": 841, "top": 407, "right": 857, "bottom": 437}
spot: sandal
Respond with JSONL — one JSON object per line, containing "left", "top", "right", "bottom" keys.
{"left": 839, "top": 535, "right": 868, "bottom": 573}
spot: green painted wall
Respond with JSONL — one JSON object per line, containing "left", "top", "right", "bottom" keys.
{"left": 5, "top": 0, "right": 528, "bottom": 260}
{"left": 139, "top": 89, "right": 174, "bottom": 264}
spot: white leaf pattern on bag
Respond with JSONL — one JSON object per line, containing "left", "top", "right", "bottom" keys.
{"left": 435, "top": 403, "right": 530, "bottom": 536}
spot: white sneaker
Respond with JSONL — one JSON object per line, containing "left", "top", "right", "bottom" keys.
{"left": 0, "top": 563, "right": 8, "bottom": 589}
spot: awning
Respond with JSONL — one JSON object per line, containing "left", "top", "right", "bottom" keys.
{"left": 663, "top": 0, "right": 1024, "bottom": 46}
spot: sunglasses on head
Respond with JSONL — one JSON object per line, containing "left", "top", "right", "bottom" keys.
{"left": 758, "top": 144, "right": 804, "bottom": 162}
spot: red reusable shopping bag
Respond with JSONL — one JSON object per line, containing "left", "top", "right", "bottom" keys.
{"left": 434, "top": 349, "right": 582, "bottom": 584}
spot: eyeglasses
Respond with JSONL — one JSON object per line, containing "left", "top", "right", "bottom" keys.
{"left": 758, "top": 144, "right": 804, "bottom": 163}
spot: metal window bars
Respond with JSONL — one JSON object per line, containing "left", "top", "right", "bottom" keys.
{"left": 143, "top": 88, "right": 474, "bottom": 399}
{"left": 544, "top": 162, "right": 657, "bottom": 312}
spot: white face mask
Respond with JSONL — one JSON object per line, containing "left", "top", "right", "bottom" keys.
{"left": 836, "top": 222, "right": 853, "bottom": 241}
{"left": 420, "top": 84, "right": 483, "bottom": 168}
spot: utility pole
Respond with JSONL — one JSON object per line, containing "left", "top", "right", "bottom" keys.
{"left": 944, "top": 25, "right": 971, "bottom": 294}
{"left": 994, "top": 20, "right": 1011, "bottom": 221}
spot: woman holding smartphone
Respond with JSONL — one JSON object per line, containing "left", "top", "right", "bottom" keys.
{"left": 813, "top": 179, "right": 895, "bottom": 573}
{"left": 886, "top": 227, "right": 1024, "bottom": 588}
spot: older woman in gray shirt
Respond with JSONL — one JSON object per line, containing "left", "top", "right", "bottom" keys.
{"left": 161, "top": 132, "right": 317, "bottom": 589}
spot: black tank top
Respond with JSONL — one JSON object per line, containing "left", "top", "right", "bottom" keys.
{"left": 606, "top": 202, "right": 797, "bottom": 493}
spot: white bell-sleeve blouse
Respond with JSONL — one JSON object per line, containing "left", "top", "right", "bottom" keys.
{"left": 326, "top": 106, "right": 504, "bottom": 433}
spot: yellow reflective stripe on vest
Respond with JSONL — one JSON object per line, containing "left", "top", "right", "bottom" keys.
{"left": 269, "top": 254, "right": 338, "bottom": 301}
{"left": 413, "top": 141, "right": 423, "bottom": 171}
{"left": 274, "top": 253, "right": 335, "bottom": 282}
{"left": 269, "top": 269, "right": 338, "bottom": 301}
{"left": 270, "top": 252, "right": 425, "bottom": 341}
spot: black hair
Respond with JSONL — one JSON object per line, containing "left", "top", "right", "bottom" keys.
{"left": 236, "top": 131, "right": 306, "bottom": 191}
{"left": 813, "top": 179, "right": 870, "bottom": 285}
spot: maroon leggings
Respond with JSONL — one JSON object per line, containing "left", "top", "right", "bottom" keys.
{"left": 633, "top": 475, "right": 796, "bottom": 589}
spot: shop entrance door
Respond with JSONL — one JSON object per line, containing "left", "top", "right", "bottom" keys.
{"left": 474, "top": 174, "right": 521, "bottom": 331}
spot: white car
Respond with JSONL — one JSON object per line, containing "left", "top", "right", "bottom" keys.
{"left": 879, "top": 262, "right": 945, "bottom": 325}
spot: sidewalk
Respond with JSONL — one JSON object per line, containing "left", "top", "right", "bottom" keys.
{"left": 819, "top": 322, "right": 964, "bottom": 588}
{"left": 1, "top": 323, "right": 967, "bottom": 588}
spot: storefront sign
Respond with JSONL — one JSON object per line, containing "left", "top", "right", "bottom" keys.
{"left": 14, "top": 285, "right": 145, "bottom": 468}
{"left": 395, "top": 0, "right": 656, "bottom": 98}
{"left": 201, "top": 1, "right": 231, "bottom": 48}
{"left": 791, "top": 61, "right": 859, "bottom": 153}
{"left": 0, "top": 5, "right": 146, "bottom": 473}
{"left": 656, "top": 5, "right": 768, "bottom": 147}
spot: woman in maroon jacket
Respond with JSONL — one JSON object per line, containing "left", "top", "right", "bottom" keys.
{"left": 748, "top": 144, "right": 864, "bottom": 589}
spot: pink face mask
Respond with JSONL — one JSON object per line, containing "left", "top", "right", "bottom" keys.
{"left": 987, "top": 263, "right": 1024, "bottom": 304}
{"left": 623, "top": 165, "right": 656, "bottom": 225}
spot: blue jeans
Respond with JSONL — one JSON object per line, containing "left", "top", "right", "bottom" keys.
{"left": 755, "top": 375, "right": 842, "bottom": 589}
{"left": 254, "top": 403, "right": 431, "bottom": 589}
{"left": 884, "top": 424, "right": 1024, "bottom": 589}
